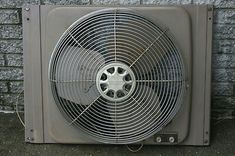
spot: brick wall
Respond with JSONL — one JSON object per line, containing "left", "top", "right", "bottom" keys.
{"left": 0, "top": 0, "right": 234, "bottom": 119}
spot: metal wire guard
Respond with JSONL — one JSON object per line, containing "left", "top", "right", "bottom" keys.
{"left": 49, "top": 8, "right": 186, "bottom": 144}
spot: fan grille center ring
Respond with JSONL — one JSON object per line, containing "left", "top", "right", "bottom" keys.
{"left": 96, "top": 63, "right": 136, "bottom": 101}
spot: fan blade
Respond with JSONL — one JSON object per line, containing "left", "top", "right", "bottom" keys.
{"left": 54, "top": 46, "right": 105, "bottom": 105}
{"left": 133, "top": 50, "right": 182, "bottom": 83}
{"left": 111, "top": 85, "right": 160, "bottom": 134}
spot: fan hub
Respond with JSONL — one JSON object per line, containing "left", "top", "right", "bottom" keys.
{"left": 106, "top": 72, "right": 126, "bottom": 92}
{"left": 96, "top": 63, "right": 136, "bottom": 101}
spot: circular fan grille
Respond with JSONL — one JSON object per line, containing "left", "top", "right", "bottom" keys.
{"left": 49, "top": 8, "right": 186, "bottom": 144}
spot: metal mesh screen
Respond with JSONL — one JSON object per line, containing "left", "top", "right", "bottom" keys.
{"left": 48, "top": 8, "right": 186, "bottom": 144}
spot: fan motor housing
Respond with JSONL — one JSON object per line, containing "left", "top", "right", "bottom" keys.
{"left": 23, "top": 5, "right": 212, "bottom": 145}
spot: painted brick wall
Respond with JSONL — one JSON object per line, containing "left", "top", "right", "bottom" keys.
{"left": 0, "top": 0, "right": 234, "bottom": 119}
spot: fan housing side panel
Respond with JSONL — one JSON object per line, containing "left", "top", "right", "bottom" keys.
{"left": 23, "top": 5, "right": 44, "bottom": 143}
